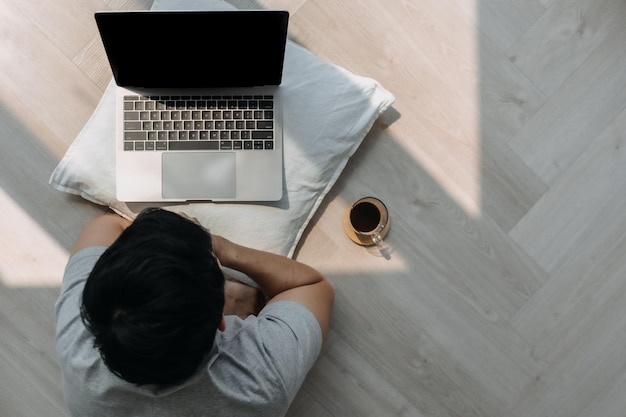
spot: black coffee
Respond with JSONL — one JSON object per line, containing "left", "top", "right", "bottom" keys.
{"left": 350, "top": 201, "right": 381, "bottom": 233}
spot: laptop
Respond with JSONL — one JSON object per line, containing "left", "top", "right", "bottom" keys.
{"left": 95, "top": 10, "right": 289, "bottom": 202}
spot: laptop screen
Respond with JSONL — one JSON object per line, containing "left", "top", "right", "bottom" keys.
{"left": 95, "top": 11, "right": 289, "bottom": 88}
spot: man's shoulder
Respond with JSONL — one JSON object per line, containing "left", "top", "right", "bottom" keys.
{"left": 207, "top": 301, "right": 322, "bottom": 412}
{"left": 60, "top": 246, "right": 108, "bottom": 291}
{"left": 220, "top": 301, "right": 321, "bottom": 343}
{"left": 216, "top": 300, "right": 322, "bottom": 373}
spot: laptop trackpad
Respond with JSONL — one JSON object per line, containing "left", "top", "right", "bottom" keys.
{"left": 162, "top": 152, "right": 236, "bottom": 200}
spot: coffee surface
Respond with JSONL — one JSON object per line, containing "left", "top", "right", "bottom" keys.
{"left": 349, "top": 201, "right": 381, "bottom": 233}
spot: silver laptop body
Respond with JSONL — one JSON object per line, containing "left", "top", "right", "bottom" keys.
{"left": 95, "top": 10, "right": 289, "bottom": 202}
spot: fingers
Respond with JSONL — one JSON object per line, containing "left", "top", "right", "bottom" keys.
{"left": 179, "top": 212, "right": 200, "bottom": 225}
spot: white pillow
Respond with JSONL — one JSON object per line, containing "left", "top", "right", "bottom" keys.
{"left": 50, "top": 0, "right": 394, "bottom": 258}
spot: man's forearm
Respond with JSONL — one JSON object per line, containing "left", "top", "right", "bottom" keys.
{"left": 213, "top": 236, "right": 325, "bottom": 298}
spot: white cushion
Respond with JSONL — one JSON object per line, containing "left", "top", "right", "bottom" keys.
{"left": 49, "top": 0, "right": 394, "bottom": 257}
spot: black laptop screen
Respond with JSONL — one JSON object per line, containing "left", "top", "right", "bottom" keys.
{"left": 95, "top": 11, "right": 289, "bottom": 88}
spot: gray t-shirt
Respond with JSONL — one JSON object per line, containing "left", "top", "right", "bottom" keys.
{"left": 55, "top": 246, "right": 322, "bottom": 417}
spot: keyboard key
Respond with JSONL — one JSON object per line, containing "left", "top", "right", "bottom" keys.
{"left": 125, "top": 121, "right": 142, "bottom": 130}
{"left": 256, "top": 121, "right": 273, "bottom": 129}
{"left": 259, "top": 100, "right": 273, "bottom": 109}
{"left": 169, "top": 141, "right": 219, "bottom": 150}
{"left": 252, "top": 131, "right": 273, "bottom": 139}
{"left": 125, "top": 131, "right": 146, "bottom": 140}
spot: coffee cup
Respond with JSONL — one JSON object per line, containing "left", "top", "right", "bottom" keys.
{"left": 343, "top": 197, "right": 390, "bottom": 248}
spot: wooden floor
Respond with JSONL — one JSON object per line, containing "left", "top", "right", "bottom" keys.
{"left": 3, "top": 0, "right": 626, "bottom": 415}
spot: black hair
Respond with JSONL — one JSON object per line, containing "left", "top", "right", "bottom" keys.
{"left": 80, "top": 208, "right": 225, "bottom": 386}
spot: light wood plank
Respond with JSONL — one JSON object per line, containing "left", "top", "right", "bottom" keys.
{"left": 510, "top": 281, "right": 626, "bottom": 417}
{"left": 509, "top": 18, "right": 626, "bottom": 185}
{"left": 7, "top": 0, "right": 108, "bottom": 60}
{"left": 510, "top": 107, "right": 626, "bottom": 275}
{"left": 0, "top": 0, "right": 105, "bottom": 143}
{"left": 510, "top": 107, "right": 626, "bottom": 341}
{"left": 450, "top": 0, "right": 546, "bottom": 51}
{"left": 508, "top": 0, "right": 626, "bottom": 96}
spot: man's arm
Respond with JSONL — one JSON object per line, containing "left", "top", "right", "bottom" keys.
{"left": 70, "top": 214, "right": 132, "bottom": 256}
{"left": 212, "top": 235, "right": 334, "bottom": 343}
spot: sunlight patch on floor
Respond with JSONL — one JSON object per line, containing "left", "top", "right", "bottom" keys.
{"left": 0, "top": 188, "right": 69, "bottom": 288}
{"left": 394, "top": 0, "right": 482, "bottom": 220}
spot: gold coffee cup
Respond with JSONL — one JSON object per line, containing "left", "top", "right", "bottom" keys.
{"left": 343, "top": 197, "right": 390, "bottom": 248}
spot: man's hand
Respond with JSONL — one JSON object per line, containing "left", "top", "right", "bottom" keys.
{"left": 223, "top": 279, "right": 265, "bottom": 319}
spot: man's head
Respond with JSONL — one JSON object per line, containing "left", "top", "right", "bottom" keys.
{"left": 80, "top": 208, "right": 225, "bottom": 386}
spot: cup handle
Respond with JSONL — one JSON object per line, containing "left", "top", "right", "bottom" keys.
{"left": 371, "top": 223, "right": 385, "bottom": 252}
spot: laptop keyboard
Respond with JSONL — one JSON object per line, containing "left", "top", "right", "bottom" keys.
{"left": 123, "top": 94, "right": 275, "bottom": 152}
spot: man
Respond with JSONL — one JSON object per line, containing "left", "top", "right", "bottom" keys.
{"left": 55, "top": 208, "right": 334, "bottom": 417}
